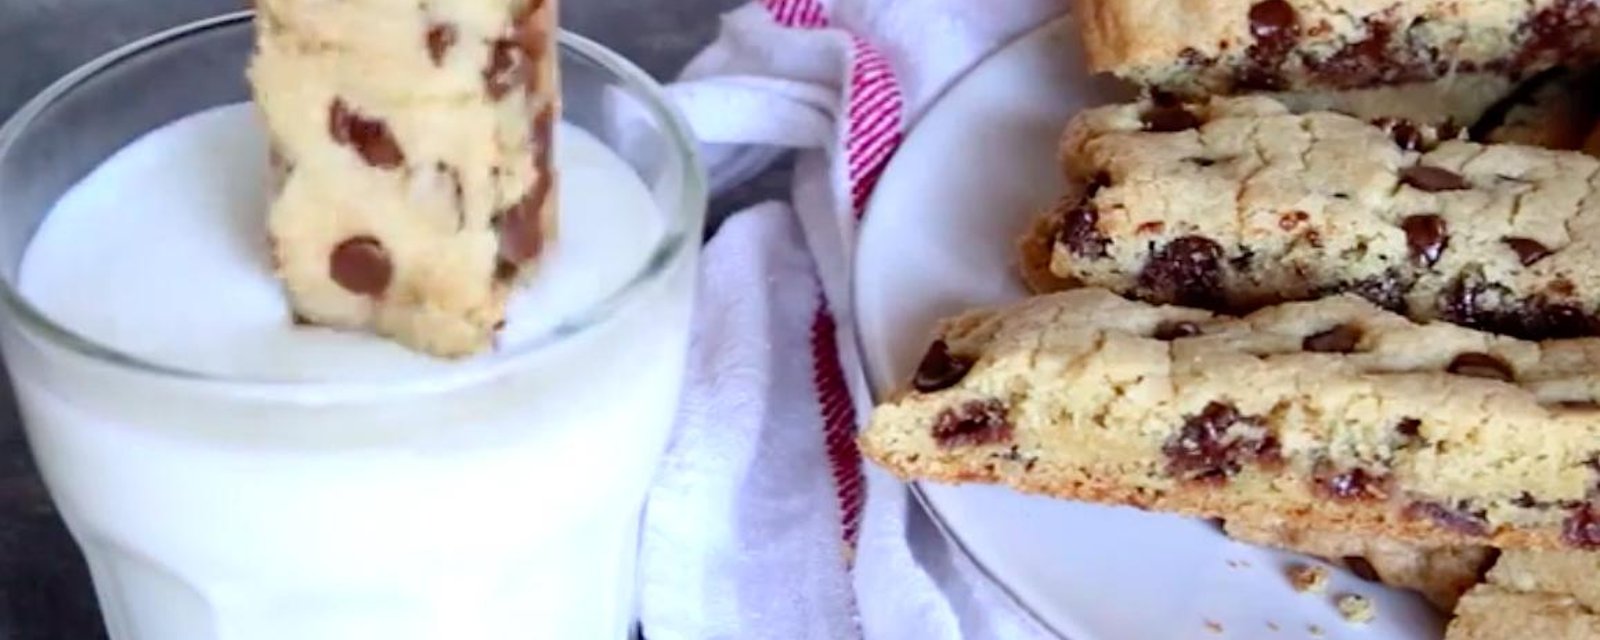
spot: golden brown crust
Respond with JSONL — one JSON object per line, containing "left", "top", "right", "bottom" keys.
{"left": 861, "top": 289, "right": 1600, "bottom": 553}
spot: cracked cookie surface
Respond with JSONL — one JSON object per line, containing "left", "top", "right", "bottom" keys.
{"left": 249, "top": 0, "right": 559, "bottom": 357}
{"left": 861, "top": 289, "right": 1600, "bottom": 551}
{"left": 1033, "top": 95, "right": 1600, "bottom": 341}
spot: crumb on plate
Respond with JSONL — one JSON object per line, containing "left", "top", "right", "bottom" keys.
{"left": 1337, "top": 593, "right": 1376, "bottom": 624}
{"left": 1288, "top": 564, "right": 1330, "bottom": 593}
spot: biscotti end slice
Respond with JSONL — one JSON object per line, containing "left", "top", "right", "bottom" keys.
{"left": 249, "top": 0, "right": 559, "bottom": 357}
{"left": 1223, "top": 519, "right": 1491, "bottom": 611}
{"left": 861, "top": 289, "right": 1600, "bottom": 551}
{"left": 1446, "top": 550, "right": 1600, "bottom": 640}
{"left": 1079, "top": 0, "right": 1600, "bottom": 96}
{"left": 1041, "top": 93, "right": 1600, "bottom": 341}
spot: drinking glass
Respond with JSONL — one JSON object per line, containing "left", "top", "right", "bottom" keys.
{"left": 0, "top": 11, "right": 705, "bottom": 640}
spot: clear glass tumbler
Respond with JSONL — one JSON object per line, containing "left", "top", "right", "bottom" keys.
{"left": 0, "top": 11, "right": 704, "bottom": 640}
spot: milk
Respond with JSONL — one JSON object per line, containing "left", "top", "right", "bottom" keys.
{"left": 3, "top": 104, "right": 696, "bottom": 639}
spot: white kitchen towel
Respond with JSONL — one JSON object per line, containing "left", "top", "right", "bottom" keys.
{"left": 641, "top": 1, "right": 1065, "bottom": 639}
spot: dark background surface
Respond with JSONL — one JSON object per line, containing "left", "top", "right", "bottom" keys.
{"left": 0, "top": 1, "right": 772, "bottom": 637}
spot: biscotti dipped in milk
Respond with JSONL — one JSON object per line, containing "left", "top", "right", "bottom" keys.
{"left": 249, "top": 0, "right": 559, "bottom": 357}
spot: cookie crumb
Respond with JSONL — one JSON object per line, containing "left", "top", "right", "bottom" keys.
{"left": 1287, "top": 564, "right": 1329, "bottom": 593}
{"left": 1308, "top": 623, "right": 1325, "bottom": 637}
{"left": 1266, "top": 620, "right": 1280, "bottom": 632}
{"left": 1337, "top": 593, "right": 1376, "bottom": 624}
{"left": 1204, "top": 619, "right": 1224, "bottom": 634}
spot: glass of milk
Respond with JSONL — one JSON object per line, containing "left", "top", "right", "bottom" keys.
{"left": 0, "top": 11, "right": 704, "bottom": 640}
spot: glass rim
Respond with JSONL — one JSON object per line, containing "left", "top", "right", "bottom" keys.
{"left": 0, "top": 10, "right": 708, "bottom": 402}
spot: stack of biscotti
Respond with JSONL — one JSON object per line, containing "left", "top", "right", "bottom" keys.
{"left": 860, "top": 0, "right": 1600, "bottom": 633}
{"left": 249, "top": 0, "right": 559, "bottom": 357}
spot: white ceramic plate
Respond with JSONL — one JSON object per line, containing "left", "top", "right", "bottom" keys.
{"left": 854, "top": 16, "right": 1446, "bottom": 640}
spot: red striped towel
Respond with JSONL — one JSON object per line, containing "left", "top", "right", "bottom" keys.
{"left": 643, "top": 1, "right": 1062, "bottom": 638}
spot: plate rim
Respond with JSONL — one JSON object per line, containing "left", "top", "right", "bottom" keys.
{"left": 849, "top": 14, "right": 1081, "bottom": 640}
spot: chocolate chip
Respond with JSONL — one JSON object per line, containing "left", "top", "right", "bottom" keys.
{"left": 426, "top": 24, "right": 457, "bottom": 65}
{"left": 1401, "top": 214, "right": 1448, "bottom": 267}
{"left": 931, "top": 399, "right": 1012, "bottom": 448}
{"left": 328, "top": 100, "right": 405, "bottom": 169}
{"left": 1503, "top": 237, "right": 1552, "bottom": 266}
{"left": 1239, "top": 0, "right": 1298, "bottom": 90}
{"left": 1138, "top": 236, "right": 1225, "bottom": 309}
{"left": 1535, "top": 303, "right": 1596, "bottom": 338}
{"left": 1562, "top": 401, "right": 1600, "bottom": 410}
{"left": 329, "top": 236, "right": 393, "bottom": 297}
{"left": 1447, "top": 352, "right": 1515, "bottom": 381}
{"left": 494, "top": 259, "right": 519, "bottom": 283}
{"left": 912, "top": 340, "right": 975, "bottom": 393}
{"left": 1248, "top": 0, "right": 1298, "bottom": 47}
{"left": 1060, "top": 205, "right": 1110, "bottom": 259}
{"left": 1277, "top": 211, "right": 1309, "bottom": 231}
{"left": 1136, "top": 221, "right": 1165, "bottom": 235}
{"left": 1336, "top": 273, "right": 1409, "bottom": 313}
{"left": 1303, "top": 323, "right": 1362, "bottom": 353}
{"left": 291, "top": 313, "right": 313, "bottom": 326}
{"left": 1315, "top": 465, "right": 1388, "bottom": 501}
{"left": 1396, "top": 418, "right": 1421, "bottom": 437}
{"left": 1230, "top": 247, "right": 1256, "bottom": 272}
{"left": 1401, "top": 166, "right": 1471, "bottom": 192}
{"left": 1388, "top": 120, "right": 1424, "bottom": 151}
{"left": 1404, "top": 501, "right": 1489, "bottom": 537}
{"left": 1184, "top": 157, "right": 1217, "bottom": 167}
{"left": 1163, "top": 401, "right": 1278, "bottom": 484}
{"left": 493, "top": 181, "right": 549, "bottom": 264}
{"left": 483, "top": 39, "right": 530, "bottom": 100}
{"left": 1233, "top": 67, "right": 1287, "bottom": 92}
{"left": 1342, "top": 556, "right": 1381, "bottom": 582}
{"left": 1142, "top": 106, "right": 1202, "bottom": 133}
{"left": 1564, "top": 505, "right": 1600, "bottom": 549}
{"left": 1310, "top": 19, "right": 1409, "bottom": 89}
{"left": 1153, "top": 320, "right": 1202, "bottom": 341}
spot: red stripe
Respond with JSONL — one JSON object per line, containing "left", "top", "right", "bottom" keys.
{"left": 763, "top": 0, "right": 829, "bottom": 28}
{"left": 810, "top": 300, "right": 866, "bottom": 551}
{"left": 761, "top": 0, "right": 905, "bottom": 564}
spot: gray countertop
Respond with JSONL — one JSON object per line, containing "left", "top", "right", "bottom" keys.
{"left": 0, "top": 1, "right": 759, "bottom": 637}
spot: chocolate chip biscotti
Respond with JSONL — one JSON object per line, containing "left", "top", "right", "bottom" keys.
{"left": 1031, "top": 94, "right": 1600, "bottom": 340}
{"left": 249, "top": 0, "right": 558, "bottom": 357}
{"left": 860, "top": 289, "right": 1600, "bottom": 551}
{"left": 1446, "top": 550, "right": 1600, "bottom": 639}
{"left": 1079, "top": 0, "right": 1600, "bottom": 95}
